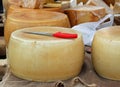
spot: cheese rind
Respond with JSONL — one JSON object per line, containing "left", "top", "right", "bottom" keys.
{"left": 4, "top": 10, "right": 70, "bottom": 45}
{"left": 8, "top": 26, "right": 84, "bottom": 82}
{"left": 92, "top": 26, "right": 120, "bottom": 80}
{"left": 64, "top": 6, "right": 106, "bottom": 27}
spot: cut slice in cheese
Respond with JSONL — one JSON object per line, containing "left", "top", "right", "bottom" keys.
{"left": 92, "top": 26, "right": 120, "bottom": 80}
{"left": 4, "top": 10, "right": 70, "bottom": 45}
{"left": 64, "top": 6, "right": 106, "bottom": 27}
{"left": 8, "top": 26, "right": 84, "bottom": 82}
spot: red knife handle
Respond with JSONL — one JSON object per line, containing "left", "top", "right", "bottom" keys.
{"left": 53, "top": 32, "right": 78, "bottom": 38}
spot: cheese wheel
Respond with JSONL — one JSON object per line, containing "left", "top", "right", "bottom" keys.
{"left": 92, "top": 26, "right": 120, "bottom": 80}
{"left": 8, "top": 26, "right": 84, "bottom": 82}
{"left": 64, "top": 6, "right": 106, "bottom": 27}
{"left": 7, "top": 5, "right": 63, "bottom": 15}
{"left": 4, "top": 10, "right": 70, "bottom": 45}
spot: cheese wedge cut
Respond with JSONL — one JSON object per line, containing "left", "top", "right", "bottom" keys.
{"left": 8, "top": 26, "right": 84, "bottom": 82}
{"left": 4, "top": 10, "right": 70, "bottom": 45}
{"left": 64, "top": 6, "right": 106, "bottom": 27}
{"left": 92, "top": 26, "right": 120, "bottom": 80}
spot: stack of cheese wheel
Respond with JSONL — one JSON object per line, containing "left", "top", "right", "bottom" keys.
{"left": 4, "top": 10, "right": 70, "bottom": 45}
{"left": 64, "top": 6, "right": 106, "bottom": 27}
{"left": 8, "top": 26, "right": 84, "bottom": 82}
{"left": 7, "top": 0, "right": 63, "bottom": 13}
{"left": 92, "top": 26, "right": 120, "bottom": 80}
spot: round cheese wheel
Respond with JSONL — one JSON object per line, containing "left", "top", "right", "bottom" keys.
{"left": 4, "top": 10, "right": 70, "bottom": 45}
{"left": 8, "top": 26, "right": 84, "bottom": 82}
{"left": 92, "top": 26, "right": 120, "bottom": 80}
{"left": 7, "top": 5, "right": 63, "bottom": 15}
{"left": 64, "top": 6, "right": 106, "bottom": 27}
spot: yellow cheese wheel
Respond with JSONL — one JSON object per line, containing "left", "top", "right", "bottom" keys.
{"left": 7, "top": 5, "right": 63, "bottom": 15}
{"left": 92, "top": 26, "right": 120, "bottom": 80}
{"left": 8, "top": 26, "right": 84, "bottom": 82}
{"left": 4, "top": 10, "right": 70, "bottom": 45}
{"left": 64, "top": 6, "right": 106, "bottom": 27}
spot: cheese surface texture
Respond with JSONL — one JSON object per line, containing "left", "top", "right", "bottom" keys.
{"left": 4, "top": 10, "right": 70, "bottom": 45}
{"left": 65, "top": 6, "right": 106, "bottom": 27}
{"left": 8, "top": 26, "right": 84, "bottom": 82}
{"left": 92, "top": 26, "right": 120, "bottom": 80}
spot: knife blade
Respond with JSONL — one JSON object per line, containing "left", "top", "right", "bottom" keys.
{"left": 23, "top": 31, "right": 78, "bottom": 39}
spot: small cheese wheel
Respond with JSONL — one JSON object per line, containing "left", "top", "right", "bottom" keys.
{"left": 4, "top": 10, "right": 70, "bottom": 45}
{"left": 92, "top": 26, "right": 120, "bottom": 80}
{"left": 64, "top": 6, "right": 106, "bottom": 27}
{"left": 8, "top": 26, "right": 84, "bottom": 82}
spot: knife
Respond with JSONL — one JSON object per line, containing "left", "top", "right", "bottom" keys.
{"left": 23, "top": 31, "right": 78, "bottom": 39}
